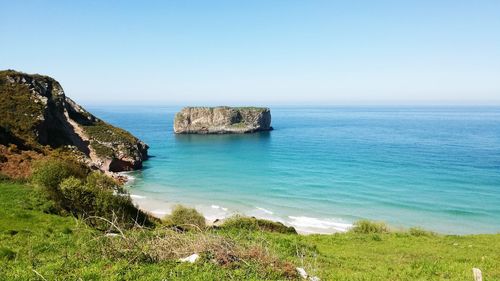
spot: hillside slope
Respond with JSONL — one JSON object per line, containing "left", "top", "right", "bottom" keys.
{"left": 0, "top": 70, "right": 148, "bottom": 172}
{"left": 1, "top": 181, "right": 499, "bottom": 280}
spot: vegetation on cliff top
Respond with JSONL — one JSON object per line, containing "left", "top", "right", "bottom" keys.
{"left": 182, "top": 106, "right": 269, "bottom": 111}
{"left": 0, "top": 72, "right": 45, "bottom": 149}
{"left": 83, "top": 121, "right": 138, "bottom": 145}
{"left": 234, "top": 106, "right": 269, "bottom": 111}
{"left": 83, "top": 121, "right": 142, "bottom": 158}
{"left": 0, "top": 70, "right": 148, "bottom": 174}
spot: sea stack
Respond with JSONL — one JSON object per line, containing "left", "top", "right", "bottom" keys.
{"left": 174, "top": 106, "right": 272, "bottom": 134}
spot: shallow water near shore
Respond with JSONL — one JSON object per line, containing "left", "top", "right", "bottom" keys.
{"left": 87, "top": 105, "right": 500, "bottom": 234}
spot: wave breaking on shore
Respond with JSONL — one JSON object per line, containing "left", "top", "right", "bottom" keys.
{"left": 129, "top": 193, "right": 352, "bottom": 234}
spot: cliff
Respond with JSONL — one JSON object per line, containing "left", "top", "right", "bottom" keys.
{"left": 0, "top": 70, "right": 148, "bottom": 172}
{"left": 174, "top": 106, "right": 272, "bottom": 134}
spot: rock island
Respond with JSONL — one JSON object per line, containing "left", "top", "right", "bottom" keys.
{"left": 173, "top": 106, "right": 272, "bottom": 134}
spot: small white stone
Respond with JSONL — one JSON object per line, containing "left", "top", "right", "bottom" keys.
{"left": 296, "top": 267, "right": 308, "bottom": 279}
{"left": 473, "top": 268, "right": 483, "bottom": 281}
{"left": 309, "top": 276, "right": 321, "bottom": 281}
{"left": 179, "top": 253, "right": 199, "bottom": 263}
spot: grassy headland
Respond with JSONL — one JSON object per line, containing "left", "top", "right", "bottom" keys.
{"left": 1, "top": 179, "right": 499, "bottom": 280}
{"left": 1, "top": 70, "right": 499, "bottom": 280}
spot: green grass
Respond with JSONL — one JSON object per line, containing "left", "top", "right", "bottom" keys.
{"left": 1, "top": 181, "right": 500, "bottom": 280}
{"left": 90, "top": 141, "right": 115, "bottom": 158}
{"left": 0, "top": 182, "right": 293, "bottom": 280}
{"left": 83, "top": 121, "right": 140, "bottom": 158}
{"left": 83, "top": 121, "right": 138, "bottom": 144}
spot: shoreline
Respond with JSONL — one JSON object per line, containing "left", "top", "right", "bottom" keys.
{"left": 119, "top": 172, "right": 352, "bottom": 235}
{"left": 120, "top": 173, "right": 500, "bottom": 236}
{"left": 128, "top": 191, "right": 352, "bottom": 235}
{"left": 131, "top": 195, "right": 352, "bottom": 235}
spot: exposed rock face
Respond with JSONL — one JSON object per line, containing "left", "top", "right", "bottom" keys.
{"left": 174, "top": 107, "right": 272, "bottom": 134}
{"left": 0, "top": 70, "right": 148, "bottom": 172}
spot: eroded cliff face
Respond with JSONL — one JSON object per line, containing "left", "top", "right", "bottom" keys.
{"left": 0, "top": 70, "right": 148, "bottom": 172}
{"left": 174, "top": 106, "right": 272, "bottom": 134}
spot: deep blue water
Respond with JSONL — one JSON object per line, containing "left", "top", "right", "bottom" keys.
{"left": 87, "top": 105, "right": 500, "bottom": 234}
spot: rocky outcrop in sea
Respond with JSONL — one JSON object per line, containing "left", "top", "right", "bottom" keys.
{"left": 173, "top": 106, "right": 272, "bottom": 134}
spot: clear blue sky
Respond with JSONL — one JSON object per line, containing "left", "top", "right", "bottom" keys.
{"left": 1, "top": 0, "right": 499, "bottom": 105}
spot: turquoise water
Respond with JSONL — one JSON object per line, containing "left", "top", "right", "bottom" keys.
{"left": 87, "top": 105, "right": 500, "bottom": 234}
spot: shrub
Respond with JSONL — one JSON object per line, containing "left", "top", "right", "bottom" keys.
{"left": 164, "top": 205, "right": 206, "bottom": 231}
{"left": 26, "top": 187, "right": 59, "bottom": 214}
{"left": 85, "top": 171, "right": 124, "bottom": 193}
{"left": 350, "top": 220, "right": 389, "bottom": 234}
{"left": 58, "top": 175, "right": 154, "bottom": 230}
{"left": 30, "top": 158, "right": 156, "bottom": 230}
{"left": 408, "top": 227, "right": 436, "bottom": 237}
{"left": 221, "top": 215, "right": 297, "bottom": 234}
{"left": 59, "top": 176, "right": 96, "bottom": 214}
{"left": 31, "top": 158, "right": 88, "bottom": 191}
{"left": 30, "top": 160, "right": 154, "bottom": 230}
{"left": 371, "top": 234, "right": 382, "bottom": 241}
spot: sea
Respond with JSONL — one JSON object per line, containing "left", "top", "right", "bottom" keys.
{"left": 86, "top": 105, "right": 500, "bottom": 234}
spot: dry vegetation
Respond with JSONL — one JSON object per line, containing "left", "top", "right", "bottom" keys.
{"left": 96, "top": 224, "right": 296, "bottom": 278}
{"left": 0, "top": 144, "right": 44, "bottom": 179}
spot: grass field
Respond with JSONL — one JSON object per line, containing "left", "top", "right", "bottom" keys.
{"left": 1, "top": 181, "right": 499, "bottom": 280}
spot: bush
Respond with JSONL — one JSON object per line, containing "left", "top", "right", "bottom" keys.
{"left": 408, "top": 227, "right": 435, "bottom": 237}
{"left": 221, "top": 215, "right": 297, "bottom": 234}
{"left": 59, "top": 176, "right": 95, "bottom": 214}
{"left": 350, "top": 220, "right": 389, "bottom": 234}
{"left": 30, "top": 159, "right": 154, "bottom": 230}
{"left": 31, "top": 158, "right": 88, "bottom": 191}
{"left": 26, "top": 188, "right": 59, "bottom": 214}
{"left": 164, "top": 205, "right": 206, "bottom": 231}
{"left": 85, "top": 171, "right": 124, "bottom": 193}
{"left": 58, "top": 175, "right": 154, "bottom": 230}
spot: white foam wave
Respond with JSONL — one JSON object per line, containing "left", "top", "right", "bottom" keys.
{"left": 256, "top": 207, "right": 274, "bottom": 215}
{"left": 118, "top": 172, "right": 136, "bottom": 183}
{"left": 130, "top": 194, "right": 146, "bottom": 199}
{"left": 211, "top": 205, "right": 228, "bottom": 211}
{"left": 150, "top": 209, "right": 168, "bottom": 217}
{"left": 288, "top": 216, "right": 352, "bottom": 234}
